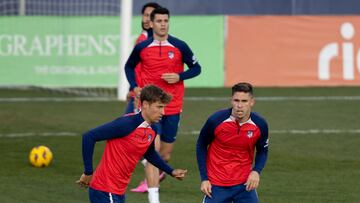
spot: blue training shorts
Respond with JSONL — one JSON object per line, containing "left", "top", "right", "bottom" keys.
{"left": 89, "top": 187, "right": 125, "bottom": 203}
{"left": 155, "top": 113, "right": 180, "bottom": 143}
{"left": 202, "top": 183, "right": 258, "bottom": 203}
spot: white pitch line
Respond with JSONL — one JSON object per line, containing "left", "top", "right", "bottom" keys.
{"left": 185, "top": 96, "right": 360, "bottom": 101}
{"left": 181, "top": 129, "right": 360, "bottom": 135}
{"left": 1, "top": 95, "right": 360, "bottom": 102}
{"left": 0, "top": 132, "right": 78, "bottom": 138}
{"left": 0, "top": 97, "right": 114, "bottom": 102}
{"left": 1, "top": 129, "right": 360, "bottom": 138}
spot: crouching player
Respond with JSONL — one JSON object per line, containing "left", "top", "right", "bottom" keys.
{"left": 77, "top": 85, "right": 187, "bottom": 203}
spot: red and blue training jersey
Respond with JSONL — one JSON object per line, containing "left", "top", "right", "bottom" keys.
{"left": 196, "top": 108, "right": 269, "bottom": 186}
{"left": 125, "top": 35, "right": 201, "bottom": 115}
{"left": 82, "top": 112, "right": 173, "bottom": 195}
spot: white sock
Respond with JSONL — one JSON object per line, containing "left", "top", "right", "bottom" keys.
{"left": 148, "top": 187, "right": 160, "bottom": 203}
{"left": 141, "top": 159, "right": 148, "bottom": 166}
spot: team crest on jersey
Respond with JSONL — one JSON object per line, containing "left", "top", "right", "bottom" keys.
{"left": 168, "top": 51, "right": 174, "bottom": 59}
{"left": 147, "top": 134, "right": 152, "bottom": 142}
{"left": 247, "top": 131, "right": 253, "bottom": 138}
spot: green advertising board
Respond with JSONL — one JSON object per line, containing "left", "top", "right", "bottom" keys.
{"left": 0, "top": 16, "right": 223, "bottom": 87}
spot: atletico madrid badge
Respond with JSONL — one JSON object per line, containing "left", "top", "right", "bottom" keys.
{"left": 247, "top": 131, "right": 253, "bottom": 138}
{"left": 168, "top": 51, "right": 174, "bottom": 59}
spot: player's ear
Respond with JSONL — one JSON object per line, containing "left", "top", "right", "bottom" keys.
{"left": 250, "top": 97, "right": 255, "bottom": 107}
{"left": 142, "top": 100, "right": 149, "bottom": 109}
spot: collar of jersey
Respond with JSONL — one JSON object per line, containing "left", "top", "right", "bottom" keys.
{"left": 229, "top": 115, "right": 254, "bottom": 126}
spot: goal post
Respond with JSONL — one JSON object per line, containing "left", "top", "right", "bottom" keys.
{"left": 118, "top": 0, "right": 132, "bottom": 101}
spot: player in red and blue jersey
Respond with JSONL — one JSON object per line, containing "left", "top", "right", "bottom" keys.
{"left": 77, "top": 85, "right": 187, "bottom": 203}
{"left": 196, "top": 83, "right": 269, "bottom": 203}
{"left": 125, "top": 7, "right": 201, "bottom": 203}
{"left": 124, "top": 2, "right": 161, "bottom": 114}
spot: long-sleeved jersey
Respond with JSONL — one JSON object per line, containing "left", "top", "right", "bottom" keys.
{"left": 82, "top": 112, "right": 173, "bottom": 195}
{"left": 196, "top": 108, "right": 269, "bottom": 186}
{"left": 125, "top": 35, "right": 201, "bottom": 115}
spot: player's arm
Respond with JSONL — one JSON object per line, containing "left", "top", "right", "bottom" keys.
{"left": 82, "top": 115, "right": 142, "bottom": 175}
{"left": 246, "top": 119, "right": 269, "bottom": 191}
{"left": 196, "top": 117, "right": 216, "bottom": 197}
{"left": 125, "top": 45, "right": 142, "bottom": 90}
{"left": 253, "top": 120, "right": 269, "bottom": 173}
{"left": 179, "top": 42, "right": 201, "bottom": 81}
{"left": 144, "top": 142, "right": 187, "bottom": 180}
{"left": 196, "top": 117, "right": 216, "bottom": 181}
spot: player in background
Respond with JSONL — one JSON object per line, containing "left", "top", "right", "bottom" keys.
{"left": 124, "top": 2, "right": 161, "bottom": 114}
{"left": 77, "top": 85, "right": 187, "bottom": 203}
{"left": 125, "top": 7, "right": 201, "bottom": 203}
{"left": 196, "top": 82, "right": 269, "bottom": 203}
{"left": 127, "top": 2, "right": 166, "bottom": 194}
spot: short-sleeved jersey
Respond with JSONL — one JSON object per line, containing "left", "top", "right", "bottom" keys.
{"left": 197, "top": 108, "right": 269, "bottom": 187}
{"left": 82, "top": 113, "right": 173, "bottom": 195}
{"left": 125, "top": 35, "right": 201, "bottom": 115}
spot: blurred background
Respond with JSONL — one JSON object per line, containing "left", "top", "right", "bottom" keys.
{"left": 2, "top": 0, "right": 360, "bottom": 95}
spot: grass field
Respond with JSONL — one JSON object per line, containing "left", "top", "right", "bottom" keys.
{"left": 1, "top": 87, "right": 360, "bottom": 203}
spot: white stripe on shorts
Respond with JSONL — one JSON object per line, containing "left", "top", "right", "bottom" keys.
{"left": 109, "top": 193, "right": 113, "bottom": 203}
{"left": 202, "top": 195, "right": 207, "bottom": 203}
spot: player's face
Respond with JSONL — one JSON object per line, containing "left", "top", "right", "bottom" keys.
{"left": 142, "top": 100, "right": 166, "bottom": 123}
{"left": 231, "top": 92, "right": 254, "bottom": 123}
{"left": 151, "top": 14, "right": 169, "bottom": 39}
{"left": 142, "top": 7, "right": 155, "bottom": 30}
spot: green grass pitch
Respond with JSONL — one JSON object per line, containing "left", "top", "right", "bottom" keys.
{"left": 0, "top": 87, "right": 360, "bottom": 203}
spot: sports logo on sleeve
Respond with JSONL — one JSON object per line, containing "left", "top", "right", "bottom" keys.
{"left": 192, "top": 55, "right": 198, "bottom": 64}
{"left": 147, "top": 134, "right": 152, "bottom": 142}
{"left": 264, "top": 138, "right": 269, "bottom": 147}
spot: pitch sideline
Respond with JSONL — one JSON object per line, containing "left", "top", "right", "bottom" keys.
{"left": 1, "top": 95, "right": 360, "bottom": 102}
{"left": 1, "top": 129, "right": 360, "bottom": 138}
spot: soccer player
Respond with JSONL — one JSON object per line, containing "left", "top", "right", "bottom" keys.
{"left": 128, "top": 2, "right": 167, "bottom": 194}
{"left": 196, "top": 82, "right": 269, "bottom": 203}
{"left": 125, "top": 7, "right": 201, "bottom": 203}
{"left": 124, "top": 2, "right": 161, "bottom": 114}
{"left": 77, "top": 85, "right": 187, "bottom": 203}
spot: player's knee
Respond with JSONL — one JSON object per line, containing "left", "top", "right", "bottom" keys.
{"left": 161, "top": 153, "right": 171, "bottom": 162}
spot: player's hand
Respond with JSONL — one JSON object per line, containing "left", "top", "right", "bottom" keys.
{"left": 133, "top": 87, "right": 142, "bottom": 99}
{"left": 76, "top": 173, "right": 92, "bottom": 189}
{"left": 133, "top": 96, "right": 140, "bottom": 113}
{"left": 126, "top": 91, "right": 133, "bottom": 102}
{"left": 245, "top": 171, "right": 260, "bottom": 191}
{"left": 200, "top": 180, "right": 212, "bottom": 198}
{"left": 171, "top": 169, "right": 187, "bottom": 180}
{"left": 161, "top": 73, "right": 180, "bottom": 84}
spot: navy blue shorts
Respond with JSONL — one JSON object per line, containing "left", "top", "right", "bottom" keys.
{"left": 155, "top": 114, "right": 180, "bottom": 143}
{"left": 202, "top": 184, "right": 258, "bottom": 203}
{"left": 89, "top": 187, "right": 125, "bottom": 203}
